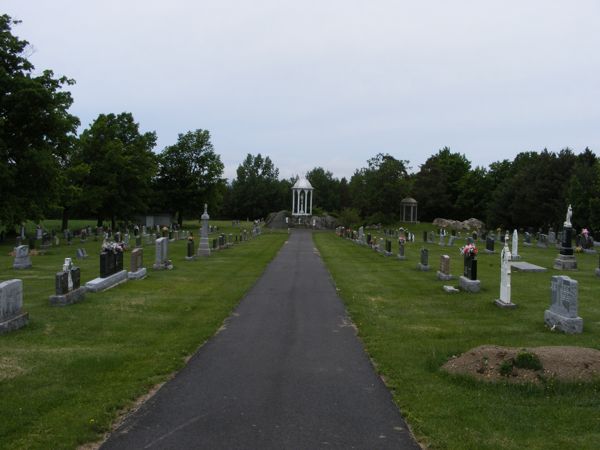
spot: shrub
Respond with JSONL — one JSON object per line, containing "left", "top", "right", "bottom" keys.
{"left": 514, "top": 351, "right": 543, "bottom": 371}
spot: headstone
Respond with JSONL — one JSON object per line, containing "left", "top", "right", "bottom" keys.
{"left": 554, "top": 204, "right": 577, "bottom": 270}
{"left": 485, "top": 237, "right": 495, "bottom": 254}
{"left": 436, "top": 254, "right": 453, "bottom": 281}
{"left": 447, "top": 235, "right": 456, "bottom": 247}
{"left": 186, "top": 237, "right": 196, "bottom": 261}
{"left": 596, "top": 254, "right": 600, "bottom": 278}
{"left": 422, "top": 231, "right": 427, "bottom": 243}
{"left": 544, "top": 275, "right": 583, "bottom": 334}
{"left": 49, "top": 258, "right": 86, "bottom": 306}
{"left": 438, "top": 233, "right": 446, "bottom": 246}
{"left": 417, "top": 248, "right": 430, "bottom": 271}
{"left": 428, "top": 231, "right": 435, "bottom": 243}
{"left": 76, "top": 248, "right": 88, "bottom": 259}
{"left": 397, "top": 239, "right": 406, "bottom": 260}
{"left": 537, "top": 233, "right": 548, "bottom": 248}
{"left": 495, "top": 233, "right": 516, "bottom": 308}
{"left": 384, "top": 239, "right": 392, "bottom": 256}
{"left": 548, "top": 230, "right": 556, "bottom": 245}
{"left": 100, "top": 250, "right": 123, "bottom": 278}
{"left": 197, "top": 204, "right": 211, "bottom": 257}
{"left": 524, "top": 231, "right": 532, "bottom": 246}
{"left": 13, "top": 245, "right": 32, "bottom": 269}
{"left": 367, "top": 233, "right": 372, "bottom": 245}
{"left": 153, "top": 237, "right": 172, "bottom": 270}
{"left": 0, "top": 279, "right": 28, "bottom": 334}
{"left": 511, "top": 229, "right": 520, "bottom": 261}
{"left": 459, "top": 244, "right": 480, "bottom": 292}
{"left": 128, "top": 247, "right": 146, "bottom": 280}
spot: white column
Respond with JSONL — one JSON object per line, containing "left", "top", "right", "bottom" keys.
{"left": 309, "top": 190, "right": 313, "bottom": 215}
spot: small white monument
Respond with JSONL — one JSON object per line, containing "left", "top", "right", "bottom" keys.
{"left": 495, "top": 232, "right": 516, "bottom": 308}
{"left": 511, "top": 229, "right": 520, "bottom": 260}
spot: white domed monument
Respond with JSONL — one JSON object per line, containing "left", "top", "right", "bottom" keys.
{"left": 291, "top": 177, "right": 314, "bottom": 217}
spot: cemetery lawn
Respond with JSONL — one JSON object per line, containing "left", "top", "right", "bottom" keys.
{"left": 314, "top": 230, "right": 600, "bottom": 450}
{"left": 0, "top": 222, "right": 287, "bottom": 450}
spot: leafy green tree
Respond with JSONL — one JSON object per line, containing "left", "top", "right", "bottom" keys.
{"left": 155, "top": 129, "right": 225, "bottom": 226}
{"left": 230, "top": 154, "right": 284, "bottom": 219}
{"left": 565, "top": 148, "right": 599, "bottom": 231}
{"left": 348, "top": 153, "right": 410, "bottom": 222}
{"left": 0, "top": 15, "right": 80, "bottom": 229}
{"left": 306, "top": 167, "right": 341, "bottom": 213}
{"left": 77, "top": 113, "right": 157, "bottom": 228}
{"left": 411, "top": 147, "right": 471, "bottom": 221}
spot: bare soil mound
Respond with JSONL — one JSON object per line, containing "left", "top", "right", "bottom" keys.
{"left": 442, "top": 345, "right": 600, "bottom": 384}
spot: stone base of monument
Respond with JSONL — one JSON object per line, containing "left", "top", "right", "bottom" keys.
{"left": 459, "top": 276, "right": 481, "bottom": 293}
{"left": 196, "top": 243, "right": 210, "bottom": 256}
{"left": 583, "top": 248, "right": 597, "bottom": 255}
{"left": 523, "top": 242, "right": 532, "bottom": 247}
{"left": 49, "top": 286, "right": 86, "bottom": 306}
{"left": 436, "top": 271, "right": 454, "bottom": 281}
{"left": 397, "top": 255, "right": 406, "bottom": 261}
{"left": 510, "top": 255, "right": 521, "bottom": 261}
{"left": 484, "top": 249, "right": 495, "bottom": 254}
{"left": 128, "top": 268, "right": 147, "bottom": 280}
{"left": 553, "top": 254, "right": 578, "bottom": 270}
{"left": 85, "top": 270, "right": 128, "bottom": 292}
{"left": 0, "top": 312, "right": 29, "bottom": 334}
{"left": 13, "top": 257, "right": 32, "bottom": 269}
{"left": 417, "top": 263, "right": 430, "bottom": 271}
{"left": 494, "top": 298, "right": 517, "bottom": 309}
{"left": 384, "top": 251, "right": 393, "bottom": 257}
{"left": 595, "top": 268, "right": 600, "bottom": 277}
{"left": 544, "top": 309, "right": 583, "bottom": 334}
{"left": 185, "top": 255, "right": 196, "bottom": 261}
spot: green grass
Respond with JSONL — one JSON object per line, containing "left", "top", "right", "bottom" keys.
{"left": 0, "top": 221, "right": 287, "bottom": 449}
{"left": 314, "top": 231, "right": 600, "bottom": 450}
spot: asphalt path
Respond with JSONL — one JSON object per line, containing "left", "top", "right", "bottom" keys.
{"left": 102, "top": 229, "right": 420, "bottom": 449}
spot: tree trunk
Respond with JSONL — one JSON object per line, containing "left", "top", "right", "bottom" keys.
{"left": 97, "top": 217, "right": 103, "bottom": 227}
{"left": 111, "top": 215, "right": 116, "bottom": 230}
{"left": 178, "top": 212, "right": 183, "bottom": 228}
{"left": 61, "top": 208, "right": 69, "bottom": 231}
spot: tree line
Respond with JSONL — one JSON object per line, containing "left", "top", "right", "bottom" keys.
{"left": 2, "top": 14, "right": 599, "bottom": 234}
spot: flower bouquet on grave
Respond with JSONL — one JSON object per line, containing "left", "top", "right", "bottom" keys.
{"left": 460, "top": 243, "right": 478, "bottom": 257}
{"left": 101, "top": 240, "right": 125, "bottom": 254}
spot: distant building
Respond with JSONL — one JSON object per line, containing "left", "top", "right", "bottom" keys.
{"left": 135, "top": 213, "right": 174, "bottom": 228}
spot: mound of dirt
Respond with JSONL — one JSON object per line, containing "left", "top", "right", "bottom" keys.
{"left": 442, "top": 345, "right": 600, "bottom": 384}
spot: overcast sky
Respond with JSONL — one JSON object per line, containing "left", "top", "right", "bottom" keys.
{"left": 4, "top": 1, "right": 600, "bottom": 180}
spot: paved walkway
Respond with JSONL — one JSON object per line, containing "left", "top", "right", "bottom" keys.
{"left": 102, "top": 230, "right": 419, "bottom": 449}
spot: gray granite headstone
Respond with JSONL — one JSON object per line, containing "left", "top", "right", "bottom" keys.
{"left": 13, "top": 245, "right": 32, "bottom": 269}
{"left": 417, "top": 248, "right": 429, "bottom": 271}
{"left": 544, "top": 275, "right": 582, "bottom": 333}
{"left": 153, "top": 237, "right": 171, "bottom": 270}
{"left": 0, "top": 279, "right": 28, "bottom": 333}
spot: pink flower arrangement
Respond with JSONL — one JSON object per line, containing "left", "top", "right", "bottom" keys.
{"left": 460, "top": 243, "right": 478, "bottom": 257}
{"left": 582, "top": 228, "right": 589, "bottom": 237}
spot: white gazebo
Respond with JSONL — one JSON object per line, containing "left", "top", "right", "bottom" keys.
{"left": 291, "top": 177, "right": 314, "bottom": 216}
{"left": 401, "top": 197, "right": 418, "bottom": 223}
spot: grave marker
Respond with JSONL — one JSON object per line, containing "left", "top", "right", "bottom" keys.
{"left": 436, "top": 254, "right": 453, "bottom": 281}
{"left": 544, "top": 275, "right": 583, "bottom": 334}
{"left": 128, "top": 248, "right": 147, "bottom": 279}
{"left": 495, "top": 232, "right": 516, "bottom": 308}
{"left": 49, "top": 258, "right": 86, "bottom": 306}
{"left": 417, "top": 248, "right": 430, "bottom": 271}
{"left": 0, "top": 279, "right": 28, "bottom": 334}
{"left": 13, "top": 245, "right": 32, "bottom": 269}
